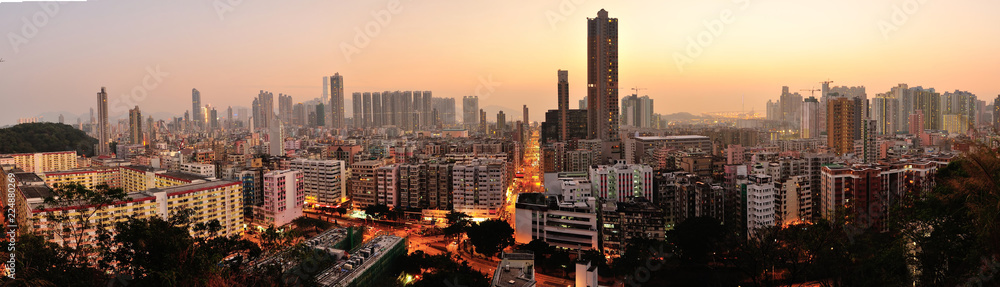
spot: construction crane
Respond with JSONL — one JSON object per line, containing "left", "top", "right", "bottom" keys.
{"left": 820, "top": 79, "right": 834, "bottom": 87}
{"left": 631, "top": 87, "right": 647, "bottom": 95}
{"left": 801, "top": 88, "right": 820, "bottom": 98}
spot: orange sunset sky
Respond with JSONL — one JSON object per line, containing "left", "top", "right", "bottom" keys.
{"left": 0, "top": 0, "right": 998, "bottom": 124}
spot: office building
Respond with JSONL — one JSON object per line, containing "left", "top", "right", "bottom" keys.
{"left": 541, "top": 109, "right": 588, "bottom": 143}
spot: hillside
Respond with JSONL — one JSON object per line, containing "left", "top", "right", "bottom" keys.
{"left": 0, "top": 123, "right": 98, "bottom": 156}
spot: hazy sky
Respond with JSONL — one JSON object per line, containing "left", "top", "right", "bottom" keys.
{"left": 1, "top": 0, "right": 998, "bottom": 125}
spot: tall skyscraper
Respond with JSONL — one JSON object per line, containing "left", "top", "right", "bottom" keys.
{"left": 994, "top": 95, "right": 1000, "bottom": 132}
{"left": 422, "top": 91, "right": 433, "bottom": 128}
{"left": 192, "top": 89, "right": 202, "bottom": 130}
{"left": 257, "top": 91, "right": 274, "bottom": 129}
{"left": 128, "top": 106, "right": 142, "bottom": 145}
{"left": 352, "top": 92, "right": 362, "bottom": 128}
{"left": 801, "top": 97, "right": 820, "bottom": 139}
{"left": 621, "top": 94, "right": 654, "bottom": 128}
{"left": 363, "top": 92, "right": 372, "bottom": 129}
{"left": 827, "top": 95, "right": 855, "bottom": 156}
{"left": 871, "top": 93, "right": 898, "bottom": 136}
{"left": 558, "top": 70, "right": 569, "bottom": 142}
{"left": 97, "top": 87, "right": 109, "bottom": 156}
{"left": 329, "top": 73, "right": 345, "bottom": 129}
{"left": 463, "top": 96, "right": 479, "bottom": 129}
{"left": 497, "top": 111, "right": 506, "bottom": 134}
{"left": 862, "top": 119, "right": 878, "bottom": 163}
{"left": 587, "top": 9, "right": 619, "bottom": 141}
{"left": 523, "top": 105, "right": 529, "bottom": 124}
{"left": 479, "top": 109, "right": 487, "bottom": 134}
{"left": 278, "top": 94, "right": 293, "bottom": 126}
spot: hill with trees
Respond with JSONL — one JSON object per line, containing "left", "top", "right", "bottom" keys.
{"left": 0, "top": 122, "right": 98, "bottom": 156}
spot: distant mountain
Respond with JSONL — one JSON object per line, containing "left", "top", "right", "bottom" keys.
{"left": 0, "top": 123, "right": 98, "bottom": 156}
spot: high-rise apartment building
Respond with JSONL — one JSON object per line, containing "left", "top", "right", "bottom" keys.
{"left": 191, "top": 88, "right": 202, "bottom": 130}
{"left": 801, "top": 97, "right": 820, "bottom": 139}
{"left": 993, "top": 95, "right": 1000, "bottom": 132}
{"left": 871, "top": 93, "right": 898, "bottom": 135}
{"left": 262, "top": 170, "right": 304, "bottom": 227}
{"left": 350, "top": 160, "right": 384, "bottom": 209}
{"left": 586, "top": 9, "right": 619, "bottom": 141}
{"left": 558, "top": 70, "right": 569, "bottom": 142}
{"left": 352, "top": 92, "right": 362, "bottom": 128}
{"left": 330, "top": 73, "right": 345, "bottom": 129}
{"left": 97, "top": 87, "right": 109, "bottom": 156}
{"left": 827, "top": 96, "right": 855, "bottom": 156}
{"left": 290, "top": 158, "right": 347, "bottom": 207}
{"left": 278, "top": 94, "right": 293, "bottom": 126}
{"left": 589, "top": 161, "right": 653, "bottom": 203}
{"left": 129, "top": 106, "right": 142, "bottom": 145}
{"left": 746, "top": 174, "right": 776, "bottom": 239}
{"left": 453, "top": 159, "right": 508, "bottom": 218}
{"left": 621, "top": 94, "right": 654, "bottom": 128}
{"left": 258, "top": 90, "right": 274, "bottom": 129}
{"left": 463, "top": 96, "right": 479, "bottom": 129}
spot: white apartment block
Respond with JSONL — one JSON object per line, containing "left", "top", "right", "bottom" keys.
{"left": 262, "top": 170, "right": 304, "bottom": 227}
{"left": 289, "top": 158, "right": 346, "bottom": 207}
{"left": 589, "top": 161, "right": 653, "bottom": 203}
{"left": 180, "top": 162, "right": 216, "bottom": 178}
{"left": 746, "top": 174, "right": 776, "bottom": 239}
{"left": 452, "top": 159, "right": 508, "bottom": 218}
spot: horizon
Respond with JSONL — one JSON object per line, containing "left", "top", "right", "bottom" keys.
{"left": 1, "top": 0, "right": 999, "bottom": 125}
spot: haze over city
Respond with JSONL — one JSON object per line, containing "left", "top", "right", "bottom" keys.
{"left": 2, "top": 0, "right": 999, "bottom": 125}
{"left": 3, "top": 1, "right": 1000, "bottom": 286}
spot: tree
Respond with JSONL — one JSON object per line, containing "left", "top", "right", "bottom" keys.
{"left": 465, "top": 219, "right": 515, "bottom": 258}
{"left": 446, "top": 211, "right": 471, "bottom": 224}
{"left": 292, "top": 216, "right": 332, "bottom": 235}
{"left": 41, "top": 182, "right": 128, "bottom": 265}
{"left": 363, "top": 204, "right": 391, "bottom": 220}
{"left": 669, "top": 217, "right": 725, "bottom": 263}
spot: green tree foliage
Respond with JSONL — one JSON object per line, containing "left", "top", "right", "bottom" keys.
{"left": 464, "top": 219, "right": 515, "bottom": 258}
{"left": 41, "top": 183, "right": 128, "bottom": 265}
{"left": 0, "top": 122, "right": 98, "bottom": 156}
{"left": 363, "top": 204, "right": 391, "bottom": 220}
{"left": 400, "top": 250, "right": 490, "bottom": 287}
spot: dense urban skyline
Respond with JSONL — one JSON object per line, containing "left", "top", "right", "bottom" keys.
{"left": 2, "top": 1, "right": 999, "bottom": 125}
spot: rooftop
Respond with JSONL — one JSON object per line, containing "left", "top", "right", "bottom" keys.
{"left": 635, "top": 135, "right": 710, "bottom": 141}
{"left": 159, "top": 171, "right": 209, "bottom": 182}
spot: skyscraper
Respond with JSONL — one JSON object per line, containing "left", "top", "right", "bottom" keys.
{"left": 257, "top": 91, "right": 274, "bottom": 129}
{"left": 827, "top": 95, "right": 855, "bottom": 156}
{"left": 97, "top": 87, "right": 109, "bottom": 156}
{"left": 372, "top": 92, "right": 383, "bottom": 127}
{"left": 363, "top": 92, "right": 372, "bottom": 129}
{"left": 621, "top": 94, "right": 654, "bottom": 128}
{"left": 994, "top": 95, "right": 1000, "bottom": 132}
{"left": 192, "top": 89, "right": 202, "bottom": 130}
{"left": 558, "top": 70, "right": 569, "bottom": 142}
{"left": 278, "top": 94, "right": 293, "bottom": 126}
{"left": 463, "top": 96, "right": 479, "bottom": 129}
{"left": 329, "top": 73, "right": 345, "bottom": 129}
{"left": 422, "top": 91, "right": 433, "bottom": 128}
{"left": 129, "top": 106, "right": 142, "bottom": 145}
{"left": 523, "top": 105, "right": 529, "bottom": 124}
{"left": 497, "top": 111, "right": 506, "bottom": 134}
{"left": 352, "top": 92, "right": 362, "bottom": 128}
{"left": 587, "top": 9, "right": 619, "bottom": 141}
{"left": 801, "top": 97, "right": 820, "bottom": 139}
{"left": 871, "top": 93, "right": 898, "bottom": 136}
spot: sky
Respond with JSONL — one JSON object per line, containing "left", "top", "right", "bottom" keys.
{"left": 0, "top": 0, "right": 998, "bottom": 125}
